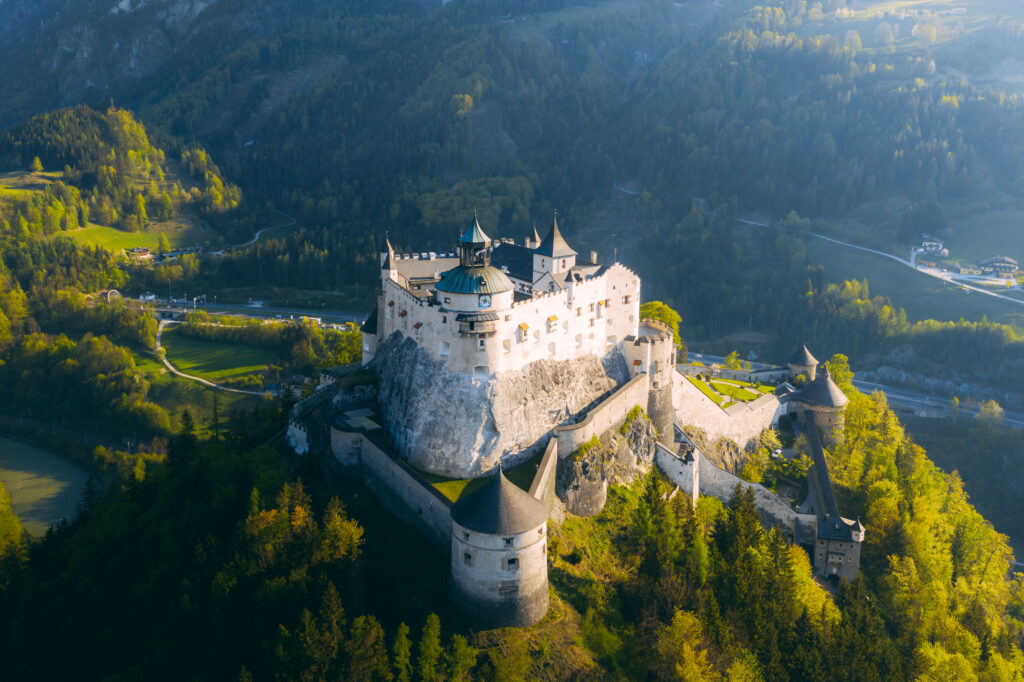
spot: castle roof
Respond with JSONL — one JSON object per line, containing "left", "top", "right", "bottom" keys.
{"left": 451, "top": 469, "right": 548, "bottom": 535}
{"left": 531, "top": 222, "right": 541, "bottom": 245}
{"left": 382, "top": 237, "right": 397, "bottom": 271}
{"left": 788, "top": 344, "right": 818, "bottom": 367}
{"left": 436, "top": 264, "right": 513, "bottom": 295}
{"left": 490, "top": 242, "right": 535, "bottom": 282}
{"left": 460, "top": 215, "right": 491, "bottom": 246}
{"left": 797, "top": 366, "right": 848, "bottom": 409}
{"left": 361, "top": 307, "right": 378, "bottom": 335}
{"left": 535, "top": 212, "right": 576, "bottom": 258}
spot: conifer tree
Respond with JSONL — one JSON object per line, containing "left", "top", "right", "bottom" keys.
{"left": 392, "top": 623, "right": 412, "bottom": 682}
{"left": 416, "top": 614, "right": 442, "bottom": 682}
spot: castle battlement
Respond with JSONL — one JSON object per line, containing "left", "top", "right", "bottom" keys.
{"left": 363, "top": 214, "right": 641, "bottom": 378}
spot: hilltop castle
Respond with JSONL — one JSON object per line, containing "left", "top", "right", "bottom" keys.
{"left": 291, "top": 213, "right": 863, "bottom": 626}
{"left": 362, "top": 213, "right": 645, "bottom": 379}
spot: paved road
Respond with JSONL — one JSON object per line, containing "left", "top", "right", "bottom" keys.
{"left": 155, "top": 320, "right": 269, "bottom": 396}
{"left": 211, "top": 210, "right": 297, "bottom": 255}
{"left": 159, "top": 300, "right": 366, "bottom": 325}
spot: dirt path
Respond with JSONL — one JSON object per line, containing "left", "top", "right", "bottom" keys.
{"left": 155, "top": 321, "right": 267, "bottom": 396}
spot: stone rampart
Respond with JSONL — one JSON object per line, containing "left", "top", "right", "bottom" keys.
{"left": 672, "top": 372, "right": 783, "bottom": 450}
{"left": 554, "top": 373, "right": 650, "bottom": 458}
{"left": 656, "top": 446, "right": 816, "bottom": 544}
{"left": 343, "top": 430, "right": 454, "bottom": 549}
{"left": 528, "top": 438, "right": 559, "bottom": 510}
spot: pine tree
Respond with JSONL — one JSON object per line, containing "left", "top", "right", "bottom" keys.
{"left": 416, "top": 614, "right": 442, "bottom": 682}
{"left": 392, "top": 623, "right": 412, "bottom": 682}
{"left": 29, "top": 156, "right": 43, "bottom": 172}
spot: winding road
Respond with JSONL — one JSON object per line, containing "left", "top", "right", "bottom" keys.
{"left": 155, "top": 320, "right": 268, "bottom": 396}
{"left": 211, "top": 210, "right": 296, "bottom": 255}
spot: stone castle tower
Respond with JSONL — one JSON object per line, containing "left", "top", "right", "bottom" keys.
{"left": 793, "top": 364, "right": 849, "bottom": 446}
{"left": 623, "top": 318, "right": 677, "bottom": 438}
{"left": 450, "top": 470, "right": 549, "bottom": 627}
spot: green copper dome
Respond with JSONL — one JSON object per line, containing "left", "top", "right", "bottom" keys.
{"left": 436, "top": 265, "right": 513, "bottom": 295}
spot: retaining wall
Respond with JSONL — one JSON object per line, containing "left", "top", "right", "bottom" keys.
{"left": 672, "top": 372, "right": 783, "bottom": 449}
{"left": 554, "top": 373, "right": 650, "bottom": 457}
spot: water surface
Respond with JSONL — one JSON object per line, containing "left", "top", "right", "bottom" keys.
{"left": 0, "top": 435, "right": 91, "bottom": 535}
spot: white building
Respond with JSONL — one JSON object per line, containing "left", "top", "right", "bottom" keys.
{"left": 361, "top": 214, "right": 641, "bottom": 378}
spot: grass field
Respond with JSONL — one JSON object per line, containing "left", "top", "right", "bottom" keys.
{"left": 160, "top": 326, "right": 279, "bottom": 383}
{"left": 687, "top": 376, "right": 726, "bottom": 405}
{"left": 420, "top": 452, "right": 543, "bottom": 503}
{"left": 0, "top": 435, "right": 90, "bottom": 536}
{"left": 945, "top": 209, "right": 1024, "bottom": 265}
{"left": 710, "top": 380, "right": 761, "bottom": 402}
{"left": 805, "top": 235, "right": 1024, "bottom": 328}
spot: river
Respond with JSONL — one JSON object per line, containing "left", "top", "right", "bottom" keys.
{"left": 0, "top": 435, "right": 91, "bottom": 535}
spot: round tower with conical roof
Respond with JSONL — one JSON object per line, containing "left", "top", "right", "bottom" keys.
{"left": 788, "top": 344, "right": 819, "bottom": 382}
{"left": 450, "top": 469, "right": 550, "bottom": 627}
{"left": 794, "top": 365, "right": 849, "bottom": 445}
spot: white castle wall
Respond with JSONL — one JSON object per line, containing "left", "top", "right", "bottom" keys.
{"left": 656, "top": 447, "right": 817, "bottom": 544}
{"left": 672, "top": 372, "right": 784, "bottom": 449}
{"left": 335, "top": 430, "right": 454, "bottom": 549}
{"left": 372, "top": 264, "right": 640, "bottom": 377}
{"left": 554, "top": 373, "right": 650, "bottom": 458}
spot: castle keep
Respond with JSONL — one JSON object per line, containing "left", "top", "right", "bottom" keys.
{"left": 362, "top": 214, "right": 643, "bottom": 379}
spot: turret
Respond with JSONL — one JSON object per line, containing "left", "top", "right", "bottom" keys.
{"left": 533, "top": 211, "right": 577, "bottom": 279}
{"left": 435, "top": 214, "right": 514, "bottom": 317}
{"left": 381, "top": 237, "right": 398, "bottom": 284}
{"left": 450, "top": 469, "right": 549, "bottom": 627}
{"left": 788, "top": 344, "right": 819, "bottom": 382}
{"left": 794, "top": 365, "right": 849, "bottom": 446}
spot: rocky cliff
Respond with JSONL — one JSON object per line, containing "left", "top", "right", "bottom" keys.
{"left": 371, "top": 332, "right": 627, "bottom": 478}
{"left": 556, "top": 412, "right": 658, "bottom": 516}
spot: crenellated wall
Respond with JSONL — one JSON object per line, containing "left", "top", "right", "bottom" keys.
{"left": 370, "top": 263, "right": 641, "bottom": 377}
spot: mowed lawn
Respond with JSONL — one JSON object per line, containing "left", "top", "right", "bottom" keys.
{"left": 421, "top": 452, "right": 543, "bottom": 503}
{"left": 160, "top": 326, "right": 278, "bottom": 382}
{"left": 62, "top": 220, "right": 214, "bottom": 252}
{"left": 805, "top": 236, "right": 1024, "bottom": 328}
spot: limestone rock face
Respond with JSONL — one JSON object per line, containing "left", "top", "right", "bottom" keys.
{"left": 556, "top": 415, "right": 658, "bottom": 516}
{"left": 372, "top": 333, "right": 621, "bottom": 478}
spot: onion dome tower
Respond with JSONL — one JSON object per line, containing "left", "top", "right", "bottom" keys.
{"left": 435, "top": 214, "right": 514, "bottom": 315}
{"left": 450, "top": 469, "right": 550, "bottom": 627}
{"left": 788, "top": 344, "right": 819, "bottom": 382}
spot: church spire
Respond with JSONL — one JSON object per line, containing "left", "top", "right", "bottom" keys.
{"left": 531, "top": 221, "right": 541, "bottom": 248}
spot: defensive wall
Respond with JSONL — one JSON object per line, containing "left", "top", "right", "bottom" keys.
{"left": 677, "top": 364, "right": 790, "bottom": 385}
{"left": 335, "top": 430, "right": 454, "bottom": 549}
{"left": 554, "top": 373, "right": 650, "bottom": 458}
{"left": 655, "top": 443, "right": 817, "bottom": 545}
{"left": 672, "top": 372, "right": 784, "bottom": 450}
{"left": 528, "top": 438, "right": 559, "bottom": 511}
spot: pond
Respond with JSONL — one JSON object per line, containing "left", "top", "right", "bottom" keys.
{"left": 0, "top": 435, "right": 92, "bottom": 535}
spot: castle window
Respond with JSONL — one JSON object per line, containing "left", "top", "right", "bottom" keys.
{"left": 576, "top": 307, "right": 581, "bottom": 316}
{"left": 537, "top": 528, "right": 543, "bottom": 538}
{"left": 588, "top": 303, "right": 595, "bottom": 312}
{"left": 442, "top": 316, "right": 447, "bottom": 324}
{"left": 464, "top": 552, "right": 473, "bottom": 565}
{"left": 478, "top": 338, "right": 486, "bottom": 350}
{"left": 444, "top": 297, "right": 451, "bottom": 304}
{"left": 504, "top": 314, "right": 511, "bottom": 321}
{"left": 502, "top": 339, "right": 511, "bottom": 354}
{"left": 588, "top": 319, "right": 594, "bottom": 328}
{"left": 506, "top": 558, "right": 519, "bottom": 570}
{"left": 463, "top": 531, "right": 469, "bottom": 540}
{"left": 561, "top": 259, "right": 566, "bottom": 269}
{"left": 440, "top": 341, "right": 451, "bottom": 357}
{"left": 622, "top": 295, "right": 631, "bottom": 304}
{"left": 504, "top": 537, "right": 514, "bottom": 547}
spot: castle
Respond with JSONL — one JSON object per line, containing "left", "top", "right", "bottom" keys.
{"left": 362, "top": 213, "right": 644, "bottom": 379}
{"left": 292, "top": 214, "right": 864, "bottom": 626}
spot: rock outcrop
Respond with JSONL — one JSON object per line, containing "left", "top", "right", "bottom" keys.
{"left": 372, "top": 333, "right": 623, "bottom": 478}
{"left": 556, "top": 413, "right": 658, "bottom": 516}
